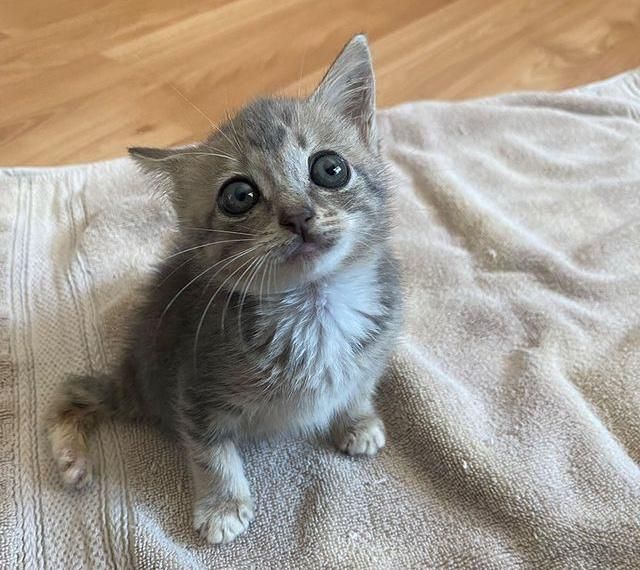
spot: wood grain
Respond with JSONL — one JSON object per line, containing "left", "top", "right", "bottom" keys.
{"left": 1, "top": 0, "right": 639, "bottom": 166}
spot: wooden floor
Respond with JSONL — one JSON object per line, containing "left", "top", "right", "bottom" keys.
{"left": 1, "top": 0, "right": 640, "bottom": 166}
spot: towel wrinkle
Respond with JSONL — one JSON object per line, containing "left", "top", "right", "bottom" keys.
{"left": 1, "top": 71, "right": 640, "bottom": 568}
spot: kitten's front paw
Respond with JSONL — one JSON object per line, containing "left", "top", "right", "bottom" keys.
{"left": 193, "top": 497, "right": 255, "bottom": 544}
{"left": 336, "top": 416, "right": 386, "bottom": 457}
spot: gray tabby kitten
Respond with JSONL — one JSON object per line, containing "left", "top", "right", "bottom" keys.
{"left": 47, "top": 35, "right": 401, "bottom": 544}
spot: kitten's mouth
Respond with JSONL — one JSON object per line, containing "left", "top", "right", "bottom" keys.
{"left": 281, "top": 235, "right": 332, "bottom": 263}
{"left": 287, "top": 241, "right": 323, "bottom": 261}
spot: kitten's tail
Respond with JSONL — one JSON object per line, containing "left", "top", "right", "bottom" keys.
{"left": 46, "top": 368, "right": 140, "bottom": 489}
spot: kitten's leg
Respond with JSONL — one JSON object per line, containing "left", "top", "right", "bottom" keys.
{"left": 48, "top": 372, "right": 137, "bottom": 489}
{"left": 188, "top": 439, "right": 255, "bottom": 544}
{"left": 331, "top": 394, "right": 386, "bottom": 457}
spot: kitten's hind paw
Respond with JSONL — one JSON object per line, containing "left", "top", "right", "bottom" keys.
{"left": 49, "top": 424, "right": 94, "bottom": 490}
{"left": 336, "top": 416, "right": 386, "bottom": 457}
{"left": 194, "top": 497, "right": 255, "bottom": 544}
{"left": 52, "top": 442, "right": 93, "bottom": 489}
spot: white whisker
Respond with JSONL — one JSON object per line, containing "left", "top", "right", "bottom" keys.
{"left": 233, "top": 223, "right": 257, "bottom": 233}
{"left": 184, "top": 227, "right": 256, "bottom": 237}
{"left": 169, "top": 83, "right": 216, "bottom": 130}
{"left": 237, "top": 254, "right": 268, "bottom": 335}
{"left": 157, "top": 253, "right": 196, "bottom": 287}
{"left": 267, "top": 256, "right": 276, "bottom": 297}
{"left": 168, "top": 82, "right": 242, "bottom": 156}
{"left": 193, "top": 255, "right": 257, "bottom": 371}
{"left": 225, "top": 109, "right": 243, "bottom": 152}
{"left": 220, "top": 255, "right": 262, "bottom": 331}
{"left": 207, "top": 124, "right": 242, "bottom": 154}
{"left": 138, "top": 151, "right": 237, "bottom": 163}
{"left": 164, "top": 238, "right": 255, "bottom": 260}
{"left": 258, "top": 251, "right": 272, "bottom": 310}
{"left": 158, "top": 246, "right": 259, "bottom": 327}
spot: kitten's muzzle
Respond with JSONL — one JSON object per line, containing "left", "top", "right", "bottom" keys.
{"left": 280, "top": 228, "right": 333, "bottom": 262}
{"left": 279, "top": 207, "right": 316, "bottom": 242}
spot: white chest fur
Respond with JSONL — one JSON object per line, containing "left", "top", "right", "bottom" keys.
{"left": 269, "top": 259, "right": 382, "bottom": 387}
{"left": 252, "top": 259, "right": 384, "bottom": 433}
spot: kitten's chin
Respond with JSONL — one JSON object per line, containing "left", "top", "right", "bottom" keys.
{"left": 286, "top": 241, "right": 324, "bottom": 262}
{"left": 278, "top": 232, "right": 355, "bottom": 287}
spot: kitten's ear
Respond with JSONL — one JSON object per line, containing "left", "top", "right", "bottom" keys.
{"left": 311, "top": 34, "right": 377, "bottom": 148}
{"left": 128, "top": 146, "right": 182, "bottom": 179}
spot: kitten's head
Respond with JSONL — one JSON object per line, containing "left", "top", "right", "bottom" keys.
{"left": 130, "top": 35, "right": 391, "bottom": 292}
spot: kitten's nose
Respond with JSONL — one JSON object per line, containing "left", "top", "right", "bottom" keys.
{"left": 279, "top": 208, "right": 316, "bottom": 241}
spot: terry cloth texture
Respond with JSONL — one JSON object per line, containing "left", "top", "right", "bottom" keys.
{"left": 1, "top": 71, "right": 640, "bottom": 569}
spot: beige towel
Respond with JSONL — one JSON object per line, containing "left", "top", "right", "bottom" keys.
{"left": 1, "top": 71, "right": 640, "bottom": 569}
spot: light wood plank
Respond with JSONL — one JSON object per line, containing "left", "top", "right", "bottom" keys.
{"left": 1, "top": 0, "right": 639, "bottom": 165}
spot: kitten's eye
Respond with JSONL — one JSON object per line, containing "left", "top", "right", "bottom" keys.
{"left": 309, "top": 151, "right": 350, "bottom": 189}
{"left": 218, "top": 179, "right": 260, "bottom": 215}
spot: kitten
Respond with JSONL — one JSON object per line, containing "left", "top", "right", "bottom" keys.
{"left": 47, "top": 35, "right": 402, "bottom": 544}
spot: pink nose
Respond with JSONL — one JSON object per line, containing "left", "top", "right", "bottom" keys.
{"left": 279, "top": 208, "right": 315, "bottom": 241}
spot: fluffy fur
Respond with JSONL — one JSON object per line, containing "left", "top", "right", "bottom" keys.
{"left": 47, "top": 35, "right": 402, "bottom": 544}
